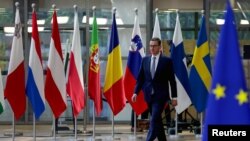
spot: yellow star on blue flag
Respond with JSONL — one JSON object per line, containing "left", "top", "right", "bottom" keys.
{"left": 202, "top": 1, "right": 250, "bottom": 141}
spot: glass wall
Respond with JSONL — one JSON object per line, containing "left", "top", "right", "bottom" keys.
{"left": 209, "top": 0, "right": 250, "bottom": 90}
{"left": 157, "top": 11, "right": 201, "bottom": 57}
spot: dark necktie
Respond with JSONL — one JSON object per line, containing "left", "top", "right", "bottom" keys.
{"left": 151, "top": 57, "right": 156, "bottom": 78}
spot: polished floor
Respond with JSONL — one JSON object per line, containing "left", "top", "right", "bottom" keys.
{"left": 0, "top": 124, "right": 201, "bottom": 141}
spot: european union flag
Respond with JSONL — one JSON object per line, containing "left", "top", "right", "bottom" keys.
{"left": 202, "top": 1, "right": 250, "bottom": 141}
{"left": 189, "top": 15, "right": 212, "bottom": 113}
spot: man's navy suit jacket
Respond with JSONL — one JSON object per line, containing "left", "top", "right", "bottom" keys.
{"left": 134, "top": 54, "right": 177, "bottom": 104}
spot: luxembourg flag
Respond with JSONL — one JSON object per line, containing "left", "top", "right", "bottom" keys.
{"left": 45, "top": 10, "right": 67, "bottom": 118}
{"left": 171, "top": 13, "right": 192, "bottom": 114}
{"left": 66, "top": 8, "right": 85, "bottom": 117}
{"left": 4, "top": 7, "right": 26, "bottom": 120}
{"left": 124, "top": 12, "right": 147, "bottom": 115}
{"left": 26, "top": 10, "right": 45, "bottom": 119}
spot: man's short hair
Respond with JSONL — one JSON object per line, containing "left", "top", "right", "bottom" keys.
{"left": 151, "top": 37, "right": 161, "bottom": 46}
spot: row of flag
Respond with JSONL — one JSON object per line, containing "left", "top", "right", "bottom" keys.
{"left": 0, "top": 6, "right": 146, "bottom": 120}
{"left": 1, "top": 7, "right": 90, "bottom": 120}
{"left": 1, "top": 3, "right": 250, "bottom": 140}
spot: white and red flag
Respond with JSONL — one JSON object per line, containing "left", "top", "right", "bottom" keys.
{"left": 4, "top": 7, "right": 26, "bottom": 120}
{"left": 45, "top": 10, "right": 67, "bottom": 118}
{"left": 66, "top": 9, "right": 85, "bottom": 117}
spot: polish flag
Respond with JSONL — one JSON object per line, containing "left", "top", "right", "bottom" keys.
{"left": 66, "top": 9, "right": 85, "bottom": 117}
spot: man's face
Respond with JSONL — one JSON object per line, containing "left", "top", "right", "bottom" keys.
{"left": 149, "top": 40, "right": 161, "bottom": 56}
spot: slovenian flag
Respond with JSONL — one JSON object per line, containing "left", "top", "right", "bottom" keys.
{"left": 124, "top": 12, "right": 147, "bottom": 115}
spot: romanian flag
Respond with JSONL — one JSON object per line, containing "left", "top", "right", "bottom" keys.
{"left": 67, "top": 9, "right": 85, "bottom": 117}
{"left": 45, "top": 10, "right": 67, "bottom": 118}
{"left": 88, "top": 15, "right": 103, "bottom": 116}
{"left": 103, "top": 12, "right": 126, "bottom": 116}
{"left": 26, "top": 10, "right": 45, "bottom": 119}
{"left": 4, "top": 7, "right": 26, "bottom": 120}
{"left": 202, "top": 1, "right": 250, "bottom": 140}
{"left": 124, "top": 12, "right": 147, "bottom": 115}
{"left": 189, "top": 15, "right": 212, "bottom": 113}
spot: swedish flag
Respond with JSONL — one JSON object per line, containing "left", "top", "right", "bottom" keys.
{"left": 189, "top": 15, "right": 212, "bottom": 113}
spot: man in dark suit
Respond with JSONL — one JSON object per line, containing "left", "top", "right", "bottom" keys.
{"left": 132, "top": 37, "right": 177, "bottom": 141}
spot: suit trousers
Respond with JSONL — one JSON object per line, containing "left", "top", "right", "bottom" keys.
{"left": 146, "top": 96, "right": 167, "bottom": 141}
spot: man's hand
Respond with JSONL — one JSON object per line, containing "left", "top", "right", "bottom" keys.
{"left": 171, "top": 99, "right": 177, "bottom": 107}
{"left": 131, "top": 94, "right": 137, "bottom": 102}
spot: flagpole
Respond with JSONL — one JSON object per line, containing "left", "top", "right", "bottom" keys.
{"left": 198, "top": 112, "right": 203, "bottom": 137}
{"left": 72, "top": 4, "right": 79, "bottom": 140}
{"left": 74, "top": 117, "right": 77, "bottom": 139}
{"left": 33, "top": 113, "right": 36, "bottom": 141}
{"left": 92, "top": 107, "right": 96, "bottom": 140}
{"left": 92, "top": 6, "right": 96, "bottom": 140}
{"left": 133, "top": 111, "right": 137, "bottom": 137}
{"left": 201, "top": 112, "right": 203, "bottom": 133}
{"left": 12, "top": 2, "right": 18, "bottom": 141}
{"left": 175, "top": 112, "right": 178, "bottom": 137}
{"left": 129, "top": 110, "right": 140, "bottom": 140}
{"left": 31, "top": 4, "right": 37, "bottom": 141}
{"left": 197, "top": 9, "right": 205, "bottom": 138}
{"left": 53, "top": 116, "right": 56, "bottom": 140}
{"left": 112, "top": 113, "right": 114, "bottom": 139}
{"left": 12, "top": 113, "right": 15, "bottom": 141}
{"left": 133, "top": 9, "right": 138, "bottom": 139}
{"left": 111, "top": 7, "right": 116, "bottom": 141}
